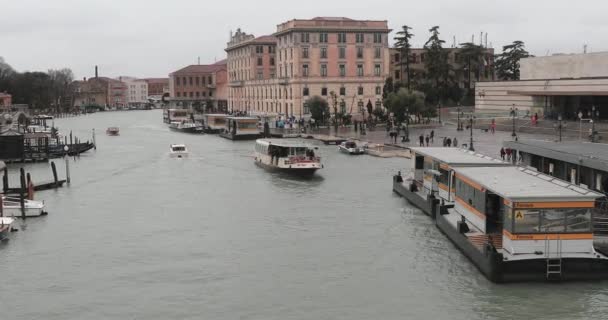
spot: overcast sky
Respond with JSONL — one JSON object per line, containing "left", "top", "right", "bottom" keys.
{"left": 1, "top": 0, "right": 606, "bottom": 79}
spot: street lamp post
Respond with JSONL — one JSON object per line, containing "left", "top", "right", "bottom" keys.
{"left": 403, "top": 107, "right": 410, "bottom": 142}
{"left": 556, "top": 115, "right": 563, "bottom": 142}
{"left": 510, "top": 104, "right": 517, "bottom": 137}
{"left": 468, "top": 115, "right": 476, "bottom": 151}
{"left": 591, "top": 105, "right": 598, "bottom": 142}
{"left": 437, "top": 103, "right": 441, "bottom": 124}
{"left": 457, "top": 105, "right": 463, "bottom": 131}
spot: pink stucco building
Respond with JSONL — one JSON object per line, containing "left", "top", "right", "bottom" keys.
{"left": 226, "top": 17, "right": 391, "bottom": 119}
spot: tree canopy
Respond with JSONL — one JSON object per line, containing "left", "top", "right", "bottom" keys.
{"left": 495, "top": 40, "right": 531, "bottom": 80}
{"left": 383, "top": 88, "right": 426, "bottom": 124}
{"left": 394, "top": 25, "right": 414, "bottom": 90}
{"left": 307, "top": 95, "right": 329, "bottom": 123}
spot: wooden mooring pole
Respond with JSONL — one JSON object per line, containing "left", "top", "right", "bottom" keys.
{"left": 19, "top": 168, "right": 26, "bottom": 219}
{"left": 2, "top": 167, "right": 8, "bottom": 193}
{"left": 92, "top": 128, "right": 96, "bottom": 150}
{"left": 51, "top": 161, "right": 58, "bottom": 187}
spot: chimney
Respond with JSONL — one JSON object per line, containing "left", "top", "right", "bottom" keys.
{"left": 95, "top": 65, "right": 98, "bottom": 79}
{"left": 83, "top": 77, "right": 87, "bottom": 81}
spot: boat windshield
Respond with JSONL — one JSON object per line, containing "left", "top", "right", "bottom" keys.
{"left": 505, "top": 207, "right": 593, "bottom": 234}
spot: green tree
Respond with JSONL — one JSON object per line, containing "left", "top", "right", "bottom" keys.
{"left": 458, "top": 42, "right": 486, "bottom": 97}
{"left": 495, "top": 40, "right": 531, "bottom": 80}
{"left": 383, "top": 88, "right": 426, "bottom": 124}
{"left": 48, "top": 68, "right": 74, "bottom": 112}
{"left": 422, "top": 26, "right": 452, "bottom": 105}
{"left": 307, "top": 95, "right": 328, "bottom": 124}
{"left": 382, "top": 77, "right": 394, "bottom": 100}
{"left": 394, "top": 25, "right": 414, "bottom": 90}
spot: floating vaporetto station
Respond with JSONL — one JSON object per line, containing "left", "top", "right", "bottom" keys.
{"left": 394, "top": 148, "right": 608, "bottom": 282}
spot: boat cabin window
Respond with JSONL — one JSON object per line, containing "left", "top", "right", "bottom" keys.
{"left": 290, "top": 147, "right": 307, "bottom": 156}
{"left": 345, "top": 142, "right": 356, "bottom": 148}
{"left": 239, "top": 121, "right": 258, "bottom": 129}
{"left": 454, "top": 177, "right": 486, "bottom": 214}
{"left": 438, "top": 167, "right": 450, "bottom": 186}
{"left": 414, "top": 155, "right": 424, "bottom": 170}
{"left": 505, "top": 207, "right": 593, "bottom": 234}
{"left": 172, "top": 146, "right": 185, "bottom": 152}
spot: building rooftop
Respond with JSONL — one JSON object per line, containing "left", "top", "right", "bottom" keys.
{"left": 453, "top": 166, "right": 602, "bottom": 201}
{"left": 504, "top": 140, "right": 608, "bottom": 172}
{"left": 171, "top": 63, "right": 227, "bottom": 75}
{"left": 410, "top": 147, "right": 508, "bottom": 166}
{"left": 275, "top": 17, "right": 390, "bottom": 35}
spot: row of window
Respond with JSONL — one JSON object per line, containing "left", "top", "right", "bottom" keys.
{"left": 300, "top": 32, "right": 384, "bottom": 44}
{"left": 392, "top": 52, "right": 494, "bottom": 64}
{"left": 299, "top": 63, "right": 382, "bottom": 77}
{"left": 297, "top": 46, "right": 382, "bottom": 60}
{"left": 302, "top": 86, "right": 383, "bottom": 97}
{"left": 230, "top": 84, "right": 382, "bottom": 100}
{"left": 255, "top": 45, "right": 275, "bottom": 54}
{"left": 175, "top": 76, "right": 214, "bottom": 86}
{"left": 175, "top": 91, "right": 214, "bottom": 98}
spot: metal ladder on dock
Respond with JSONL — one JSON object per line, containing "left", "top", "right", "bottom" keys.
{"left": 545, "top": 235, "right": 563, "bottom": 280}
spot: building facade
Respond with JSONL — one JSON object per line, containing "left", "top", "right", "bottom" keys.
{"left": 389, "top": 47, "right": 495, "bottom": 90}
{"left": 72, "top": 77, "right": 109, "bottom": 109}
{"left": 145, "top": 78, "right": 169, "bottom": 99}
{"left": 168, "top": 60, "right": 228, "bottom": 111}
{"left": 226, "top": 17, "right": 391, "bottom": 119}
{"left": 476, "top": 52, "right": 608, "bottom": 118}
{"left": 119, "top": 77, "right": 149, "bottom": 105}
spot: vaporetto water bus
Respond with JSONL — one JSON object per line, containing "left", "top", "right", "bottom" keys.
{"left": 393, "top": 147, "right": 608, "bottom": 282}
{"left": 202, "top": 114, "right": 228, "bottom": 133}
{"left": 220, "top": 117, "right": 261, "bottom": 140}
{"left": 253, "top": 139, "right": 322, "bottom": 177}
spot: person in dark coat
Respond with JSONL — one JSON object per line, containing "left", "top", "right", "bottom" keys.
{"left": 419, "top": 134, "right": 424, "bottom": 147}
{"left": 500, "top": 147, "right": 506, "bottom": 160}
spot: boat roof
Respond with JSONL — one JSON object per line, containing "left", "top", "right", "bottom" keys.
{"left": 256, "top": 139, "right": 310, "bottom": 148}
{"left": 0, "top": 217, "right": 14, "bottom": 224}
{"left": 504, "top": 139, "right": 608, "bottom": 172}
{"left": 170, "top": 144, "right": 186, "bottom": 147}
{"left": 204, "top": 114, "right": 228, "bottom": 117}
{"left": 410, "top": 147, "right": 507, "bottom": 166}
{"left": 453, "top": 166, "right": 603, "bottom": 201}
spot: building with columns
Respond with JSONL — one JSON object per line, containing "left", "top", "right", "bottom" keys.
{"left": 226, "top": 17, "right": 391, "bottom": 119}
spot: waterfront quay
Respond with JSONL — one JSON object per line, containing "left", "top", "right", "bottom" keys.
{"left": 2, "top": 110, "right": 608, "bottom": 319}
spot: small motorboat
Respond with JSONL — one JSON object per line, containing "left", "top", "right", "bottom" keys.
{"left": 169, "top": 121, "right": 204, "bottom": 134}
{"left": 0, "top": 217, "right": 15, "bottom": 240}
{"left": 339, "top": 141, "right": 366, "bottom": 155}
{"left": 106, "top": 127, "right": 120, "bottom": 136}
{"left": 169, "top": 144, "right": 189, "bottom": 158}
{"left": 2, "top": 196, "right": 47, "bottom": 217}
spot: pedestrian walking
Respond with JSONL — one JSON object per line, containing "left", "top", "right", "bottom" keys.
{"left": 430, "top": 130, "right": 434, "bottom": 143}
{"left": 491, "top": 119, "right": 496, "bottom": 134}
{"left": 453, "top": 137, "right": 458, "bottom": 148}
{"left": 506, "top": 148, "right": 512, "bottom": 161}
{"left": 425, "top": 134, "right": 430, "bottom": 147}
{"left": 500, "top": 147, "right": 506, "bottom": 160}
{"left": 446, "top": 138, "right": 452, "bottom": 147}
{"left": 419, "top": 134, "right": 424, "bottom": 147}
{"left": 442, "top": 137, "right": 447, "bottom": 147}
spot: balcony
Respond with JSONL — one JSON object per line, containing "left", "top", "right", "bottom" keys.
{"left": 278, "top": 77, "right": 289, "bottom": 86}
{"left": 229, "top": 80, "right": 244, "bottom": 87}
{"left": 206, "top": 83, "right": 216, "bottom": 89}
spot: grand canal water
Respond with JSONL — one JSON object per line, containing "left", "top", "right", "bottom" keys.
{"left": 1, "top": 110, "right": 608, "bottom": 319}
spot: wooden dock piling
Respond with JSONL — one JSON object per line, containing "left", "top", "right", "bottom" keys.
{"left": 51, "top": 161, "right": 58, "bottom": 186}
{"left": 2, "top": 167, "right": 8, "bottom": 193}
{"left": 19, "top": 168, "right": 25, "bottom": 219}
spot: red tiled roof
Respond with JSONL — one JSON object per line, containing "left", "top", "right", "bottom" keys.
{"left": 212, "top": 59, "right": 227, "bottom": 66}
{"left": 171, "top": 63, "right": 227, "bottom": 75}
{"left": 251, "top": 35, "right": 277, "bottom": 43}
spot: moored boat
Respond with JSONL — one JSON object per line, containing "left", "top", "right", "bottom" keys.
{"left": 0, "top": 217, "right": 15, "bottom": 240}
{"left": 169, "top": 144, "right": 189, "bottom": 158}
{"left": 169, "top": 121, "right": 204, "bottom": 134}
{"left": 338, "top": 141, "right": 365, "bottom": 155}
{"left": 202, "top": 114, "right": 228, "bottom": 133}
{"left": 253, "top": 139, "right": 322, "bottom": 176}
{"left": 2, "top": 196, "right": 47, "bottom": 217}
{"left": 220, "top": 117, "right": 261, "bottom": 140}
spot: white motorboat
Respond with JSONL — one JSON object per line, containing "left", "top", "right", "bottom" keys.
{"left": 253, "top": 139, "right": 322, "bottom": 177}
{"left": 0, "top": 217, "right": 15, "bottom": 240}
{"left": 338, "top": 141, "right": 366, "bottom": 155}
{"left": 2, "top": 196, "right": 47, "bottom": 217}
{"left": 169, "top": 144, "right": 189, "bottom": 158}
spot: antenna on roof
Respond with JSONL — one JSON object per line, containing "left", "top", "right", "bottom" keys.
{"left": 198, "top": 57, "right": 200, "bottom": 65}
{"left": 485, "top": 33, "right": 488, "bottom": 48}
{"left": 584, "top": 44, "right": 588, "bottom": 54}
{"left": 453, "top": 36, "right": 456, "bottom": 48}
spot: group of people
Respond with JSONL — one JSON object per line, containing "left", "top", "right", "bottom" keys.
{"left": 416, "top": 130, "right": 458, "bottom": 148}
{"left": 500, "top": 147, "right": 514, "bottom": 161}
